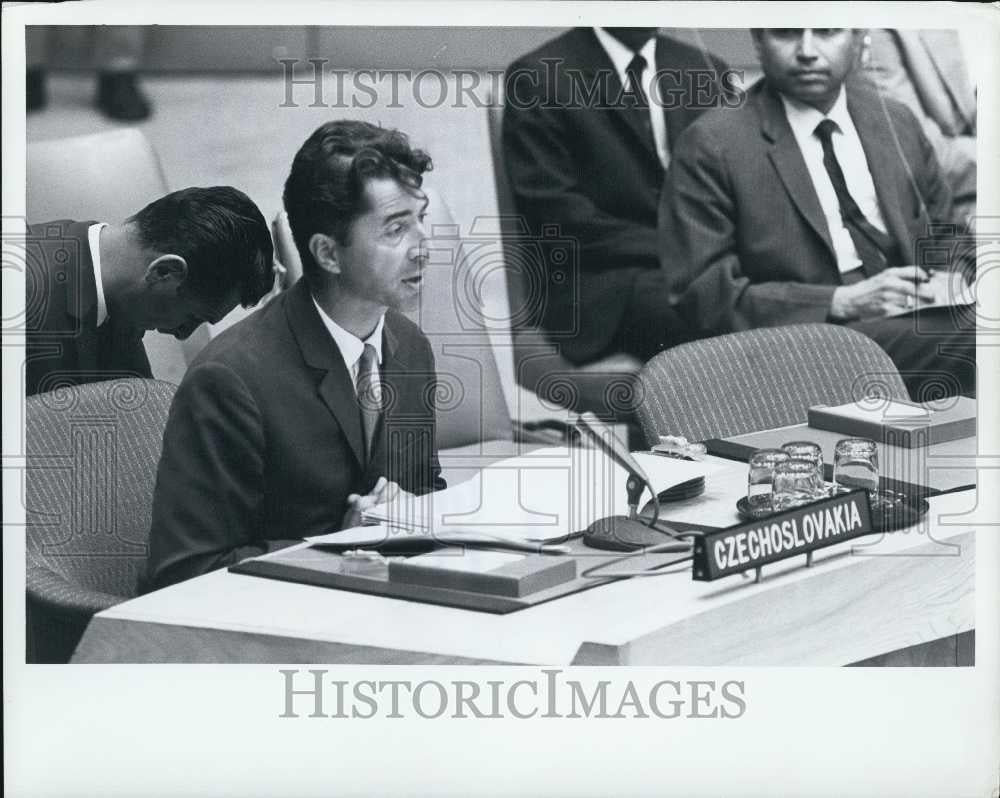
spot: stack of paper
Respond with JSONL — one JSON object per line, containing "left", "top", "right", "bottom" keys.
{"left": 356, "top": 446, "right": 726, "bottom": 543}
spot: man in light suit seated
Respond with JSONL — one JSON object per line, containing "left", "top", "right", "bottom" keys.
{"left": 145, "top": 121, "right": 446, "bottom": 591}
{"left": 25, "top": 187, "right": 275, "bottom": 397}
{"left": 659, "top": 28, "right": 975, "bottom": 399}
{"left": 860, "top": 29, "right": 977, "bottom": 225}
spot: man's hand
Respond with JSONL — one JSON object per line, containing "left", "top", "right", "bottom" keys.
{"left": 829, "top": 266, "right": 937, "bottom": 321}
{"left": 340, "top": 477, "right": 411, "bottom": 529}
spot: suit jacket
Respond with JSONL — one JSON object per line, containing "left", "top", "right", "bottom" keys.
{"left": 145, "top": 278, "right": 446, "bottom": 591}
{"left": 660, "top": 80, "right": 953, "bottom": 334}
{"left": 502, "top": 28, "right": 733, "bottom": 363}
{"left": 25, "top": 220, "right": 151, "bottom": 396}
{"left": 860, "top": 29, "right": 976, "bottom": 220}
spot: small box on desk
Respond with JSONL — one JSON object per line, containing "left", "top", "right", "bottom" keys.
{"left": 388, "top": 549, "right": 576, "bottom": 597}
{"left": 808, "top": 397, "right": 976, "bottom": 448}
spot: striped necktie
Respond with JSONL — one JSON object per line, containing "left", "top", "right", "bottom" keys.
{"left": 814, "top": 118, "right": 900, "bottom": 276}
{"left": 356, "top": 342, "right": 381, "bottom": 462}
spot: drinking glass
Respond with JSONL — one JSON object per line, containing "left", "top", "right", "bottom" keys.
{"left": 781, "top": 440, "right": 826, "bottom": 497}
{"left": 747, "top": 449, "right": 791, "bottom": 512}
{"left": 773, "top": 459, "right": 820, "bottom": 511}
{"left": 833, "top": 438, "right": 879, "bottom": 499}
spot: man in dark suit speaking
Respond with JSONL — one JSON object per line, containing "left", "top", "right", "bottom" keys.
{"left": 503, "top": 27, "right": 737, "bottom": 364}
{"left": 24, "top": 187, "right": 274, "bottom": 396}
{"left": 660, "top": 28, "right": 975, "bottom": 398}
{"left": 145, "top": 121, "right": 446, "bottom": 591}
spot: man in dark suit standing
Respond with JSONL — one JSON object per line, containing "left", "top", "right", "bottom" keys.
{"left": 24, "top": 187, "right": 275, "bottom": 396}
{"left": 145, "top": 121, "right": 447, "bottom": 591}
{"left": 660, "top": 28, "right": 975, "bottom": 398}
{"left": 503, "top": 27, "right": 737, "bottom": 364}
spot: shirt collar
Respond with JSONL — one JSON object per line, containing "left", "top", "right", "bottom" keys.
{"left": 311, "top": 295, "right": 384, "bottom": 371}
{"left": 779, "top": 84, "right": 850, "bottom": 140}
{"left": 87, "top": 223, "right": 109, "bottom": 327}
{"left": 593, "top": 27, "right": 657, "bottom": 81}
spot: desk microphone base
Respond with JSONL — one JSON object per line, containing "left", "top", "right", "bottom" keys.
{"left": 583, "top": 515, "right": 692, "bottom": 553}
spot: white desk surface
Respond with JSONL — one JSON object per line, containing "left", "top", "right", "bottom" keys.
{"left": 71, "top": 453, "right": 977, "bottom": 665}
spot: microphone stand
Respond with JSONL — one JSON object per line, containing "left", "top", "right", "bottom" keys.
{"left": 576, "top": 413, "right": 691, "bottom": 552}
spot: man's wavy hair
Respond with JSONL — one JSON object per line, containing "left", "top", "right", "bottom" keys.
{"left": 283, "top": 120, "right": 433, "bottom": 283}
{"left": 130, "top": 186, "right": 274, "bottom": 308}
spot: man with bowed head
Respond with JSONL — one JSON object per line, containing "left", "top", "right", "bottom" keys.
{"left": 25, "top": 186, "right": 275, "bottom": 397}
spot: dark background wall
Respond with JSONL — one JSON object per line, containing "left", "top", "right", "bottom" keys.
{"left": 33, "top": 26, "right": 758, "bottom": 72}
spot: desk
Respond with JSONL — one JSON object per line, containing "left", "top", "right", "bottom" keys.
{"left": 71, "top": 453, "right": 977, "bottom": 665}
{"left": 712, "top": 424, "right": 977, "bottom": 494}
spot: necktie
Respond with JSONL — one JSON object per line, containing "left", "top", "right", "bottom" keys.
{"left": 624, "top": 53, "right": 657, "bottom": 156}
{"left": 625, "top": 53, "right": 650, "bottom": 108}
{"left": 814, "top": 118, "right": 900, "bottom": 276}
{"left": 356, "top": 343, "right": 381, "bottom": 462}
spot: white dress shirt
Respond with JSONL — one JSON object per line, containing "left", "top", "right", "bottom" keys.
{"left": 593, "top": 27, "right": 670, "bottom": 168}
{"left": 87, "top": 222, "right": 109, "bottom": 326}
{"left": 781, "top": 87, "right": 889, "bottom": 273}
{"left": 311, "top": 296, "right": 384, "bottom": 392}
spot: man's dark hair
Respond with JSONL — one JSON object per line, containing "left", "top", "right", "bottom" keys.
{"left": 129, "top": 186, "right": 274, "bottom": 307}
{"left": 283, "top": 120, "right": 432, "bottom": 283}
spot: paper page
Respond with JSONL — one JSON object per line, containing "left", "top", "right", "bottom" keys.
{"left": 821, "top": 397, "right": 930, "bottom": 423}
{"left": 305, "top": 523, "right": 419, "bottom": 547}
{"left": 402, "top": 548, "right": 523, "bottom": 573}
{"left": 361, "top": 445, "right": 728, "bottom": 542}
{"left": 884, "top": 270, "right": 976, "bottom": 317}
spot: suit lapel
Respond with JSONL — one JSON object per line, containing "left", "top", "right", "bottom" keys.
{"left": 848, "top": 88, "right": 916, "bottom": 258}
{"left": 285, "top": 280, "right": 365, "bottom": 468}
{"left": 757, "top": 86, "right": 836, "bottom": 260}
{"left": 367, "top": 319, "right": 406, "bottom": 476}
{"left": 655, "top": 34, "right": 716, "bottom": 145}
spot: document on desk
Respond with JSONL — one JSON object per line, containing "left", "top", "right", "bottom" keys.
{"left": 348, "top": 446, "right": 726, "bottom": 544}
{"left": 885, "top": 270, "right": 976, "bottom": 317}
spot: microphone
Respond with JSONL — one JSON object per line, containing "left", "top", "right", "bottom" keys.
{"left": 576, "top": 413, "right": 690, "bottom": 552}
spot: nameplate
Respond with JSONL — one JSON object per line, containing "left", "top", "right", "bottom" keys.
{"left": 691, "top": 490, "right": 873, "bottom": 581}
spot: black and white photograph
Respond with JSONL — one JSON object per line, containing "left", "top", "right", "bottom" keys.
{"left": 4, "top": 2, "right": 999, "bottom": 796}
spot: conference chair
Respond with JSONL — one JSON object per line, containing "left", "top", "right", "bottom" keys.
{"left": 25, "top": 378, "right": 177, "bottom": 663}
{"left": 270, "top": 187, "right": 514, "bottom": 454}
{"left": 484, "top": 102, "right": 644, "bottom": 427}
{"left": 636, "top": 324, "right": 910, "bottom": 445}
{"left": 26, "top": 128, "right": 195, "bottom": 384}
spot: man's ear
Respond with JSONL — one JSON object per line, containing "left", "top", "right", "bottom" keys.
{"left": 145, "top": 254, "right": 188, "bottom": 287}
{"left": 308, "top": 233, "right": 341, "bottom": 277}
